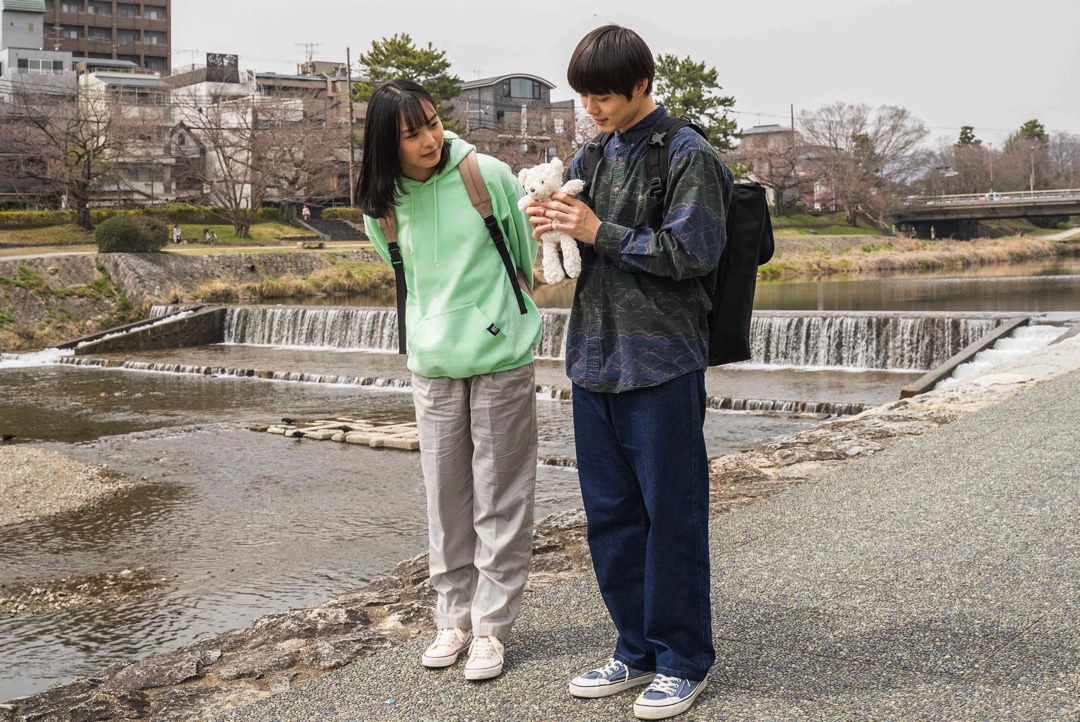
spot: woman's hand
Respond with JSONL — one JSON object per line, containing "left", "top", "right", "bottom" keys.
{"left": 526, "top": 193, "right": 601, "bottom": 244}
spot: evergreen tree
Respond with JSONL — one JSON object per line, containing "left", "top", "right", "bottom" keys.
{"left": 653, "top": 54, "right": 739, "bottom": 152}
{"left": 957, "top": 125, "right": 980, "bottom": 146}
{"left": 352, "top": 34, "right": 463, "bottom": 133}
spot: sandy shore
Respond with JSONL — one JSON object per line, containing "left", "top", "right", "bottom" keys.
{"left": 0, "top": 446, "right": 130, "bottom": 527}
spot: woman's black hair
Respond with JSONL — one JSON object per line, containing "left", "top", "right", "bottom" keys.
{"left": 567, "top": 24, "right": 655, "bottom": 100}
{"left": 356, "top": 79, "right": 451, "bottom": 219}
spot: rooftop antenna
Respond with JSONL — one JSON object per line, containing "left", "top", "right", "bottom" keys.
{"left": 296, "top": 43, "right": 322, "bottom": 62}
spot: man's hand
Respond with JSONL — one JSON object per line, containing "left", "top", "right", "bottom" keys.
{"left": 525, "top": 193, "right": 601, "bottom": 244}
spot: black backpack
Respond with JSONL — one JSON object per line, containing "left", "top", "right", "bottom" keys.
{"left": 582, "top": 116, "right": 775, "bottom": 366}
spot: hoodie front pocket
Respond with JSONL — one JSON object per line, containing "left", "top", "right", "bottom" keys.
{"left": 408, "top": 304, "right": 516, "bottom": 378}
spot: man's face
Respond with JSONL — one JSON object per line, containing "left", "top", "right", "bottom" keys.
{"left": 578, "top": 79, "right": 650, "bottom": 133}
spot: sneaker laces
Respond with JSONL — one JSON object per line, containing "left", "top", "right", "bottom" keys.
{"left": 645, "top": 674, "right": 682, "bottom": 696}
{"left": 596, "top": 658, "right": 625, "bottom": 678}
{"left": 430, "top": 628, "right": 466, "bottom": 651}
{"left": 470, "top": 635, "right": 502, "bottom": 660}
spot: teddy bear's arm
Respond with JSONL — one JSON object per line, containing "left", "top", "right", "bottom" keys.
{"left": 560, "top": 179, "right": 585, "bottom": 196}
{"left": 517, "top": 195, "right": 532, "bottom": 212}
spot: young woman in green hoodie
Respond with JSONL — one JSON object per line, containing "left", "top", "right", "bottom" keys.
{"left": 358, "top": 79, "right": 542, "bottom": 682}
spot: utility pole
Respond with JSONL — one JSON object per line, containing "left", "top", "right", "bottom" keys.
{"left": 347, "top": 46, "right": 356, "bottom": 207}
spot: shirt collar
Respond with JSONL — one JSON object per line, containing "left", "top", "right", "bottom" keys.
{"left": 614, "top": 104, "right": 669, "bottom": 144}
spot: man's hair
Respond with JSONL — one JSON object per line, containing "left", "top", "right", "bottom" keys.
{"left": 356, "top": 79, "right": 451, "bottom": 219}
{"left": 567, "top": 24, "right": 654, "bottom": 100}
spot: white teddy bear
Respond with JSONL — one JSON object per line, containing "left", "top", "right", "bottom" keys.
{"left": 517, "top": 158, "right": 585, "bottom": 284}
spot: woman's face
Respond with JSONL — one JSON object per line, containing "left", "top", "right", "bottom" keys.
{"left": 398, "top": 104, "right": 444, "bottom": 182}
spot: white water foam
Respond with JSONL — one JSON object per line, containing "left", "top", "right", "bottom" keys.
{"left": 0, "top": 348, "right": 74, "bottom": 369}
{"left": 936, "top": 325, "right": 1064, "bottom": 388}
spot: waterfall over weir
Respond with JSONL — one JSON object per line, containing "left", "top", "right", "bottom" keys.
{"left": 154, "top": 305, "right": 1016, "bottom": 372}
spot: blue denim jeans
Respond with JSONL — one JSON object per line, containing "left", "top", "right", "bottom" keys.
{"left": 573, "top": 370, "right": 715, "bottom": 681}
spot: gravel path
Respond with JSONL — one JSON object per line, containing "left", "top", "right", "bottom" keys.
{"left": 0, "top": 447, "right": 130, "bottom": 527}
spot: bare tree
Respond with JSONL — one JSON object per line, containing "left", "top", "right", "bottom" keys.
{"left": 731, "top": 128, "right": 809, "bottom": 215}
{"left": 0, "top": 82, "right": 139, "bottom": 229}
{"left": 1045, "top": 132, "right": 1080, "bottom": 189}
{"left": 173, "top": 92, "right": 344, "bottom": 237}
{"left": 799, "top": 102, "right": 928, "bottom": 226}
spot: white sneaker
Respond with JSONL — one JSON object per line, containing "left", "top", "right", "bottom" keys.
{"left": 421, "top": 627, "right": 471, "bottom": 668}
{"left": 463, "top": 634, "right": 504, "bottom": 680}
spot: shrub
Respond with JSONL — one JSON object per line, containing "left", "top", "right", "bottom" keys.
{"left": 94, "top": 215, "right": 168, "bottom": 253}
{"left": 322, "top": 207, "right": 362, "bottom": 221}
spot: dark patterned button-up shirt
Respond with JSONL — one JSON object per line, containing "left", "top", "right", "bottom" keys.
{"left": 566, "top": 105, "right": 733, "bottom": 393}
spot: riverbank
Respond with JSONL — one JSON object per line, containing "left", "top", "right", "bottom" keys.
{"left": 6, "top": 330, "right": 1080, "bottom": 720}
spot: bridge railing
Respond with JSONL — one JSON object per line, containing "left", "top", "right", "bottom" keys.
{"left": 904, "top": 189, "right": 1080, "bottom": 207}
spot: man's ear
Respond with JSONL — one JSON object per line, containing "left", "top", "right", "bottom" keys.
{"left": 633, "top": 78, "right": 649, "bottom": 99}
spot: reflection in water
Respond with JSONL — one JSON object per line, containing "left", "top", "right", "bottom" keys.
{"left": 208, "top": 259, "right": 1080, "bottom": 312}
{"left": 755, "top": 260, "right": 1080, "bottom": 312}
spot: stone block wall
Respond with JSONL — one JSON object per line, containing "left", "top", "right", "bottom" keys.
{"left": 73, "top": 307, "right": 226, "bottom": 355}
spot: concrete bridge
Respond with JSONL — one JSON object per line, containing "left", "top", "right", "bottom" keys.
{"left": 894, "top": 188, "right": 1080, "bottom": 238}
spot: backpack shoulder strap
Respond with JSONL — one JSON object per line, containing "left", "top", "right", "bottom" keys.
{"left": 458, "top": 149, "right": 494, "bottom": 218}
{"left": 637, "top": 116, "right": 707, "bottom": 229}
{"left": 458, "top": 150, "right": 528, "bottom": 315}
{"left": 376, "top": 214, "right": 408, "bottom": 354}
{"left": 581, "top": 131, "right": 612, "bottom": 198}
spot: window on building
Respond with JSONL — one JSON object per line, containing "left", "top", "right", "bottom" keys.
{"left": 508, "top": 78, "right": 541, "bottom": 99}
{"left": 117, "top": 4, "right": 138, "bottom": 17}
{"left": 15, "top": 58, "right": 66, "bottom": 75}
{"left": 88, "top": 2, "right": 111, "bottom": 15}
{"left": 144, "top": 31, "right": 166, "bottom": 46}
{"left": 88, "top": 27, "right": 111, "bottom": 41}
{"left": 145, "top": 57, "right": 166, "bottom": 71}
{"left": 143, "top": 5, "right": 166, "bottom": 20}
{"left": 61, "top": 1, "right": 81, "bottom": 12}
{"left": 61, "top": 25, "right": 81, "bottom": 39}
{"left": 118, "top": 30, "right": 139, "bottom": 44}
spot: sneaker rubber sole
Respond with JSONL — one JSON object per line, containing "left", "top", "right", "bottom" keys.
{"left": 633, "top": 678, "right": 707, "bottom": 720}
{"left": 421, "top": 650, "right": 464, "bottom": 668}
{"left": 463, "top": 662, "right": 503, "bottom": 680}
{"left": 569, "top": 671, "right": 656, "bottom": 699}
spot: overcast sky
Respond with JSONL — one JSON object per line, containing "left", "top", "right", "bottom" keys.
{"left": 172, "top": 0, "right": 1079, "bottom": 147}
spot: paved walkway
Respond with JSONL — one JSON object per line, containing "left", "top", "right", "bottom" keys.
{"left": 218, "top": 338, "right": 1080, "bottom": 722}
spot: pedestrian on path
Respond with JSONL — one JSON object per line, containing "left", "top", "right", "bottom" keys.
{"left": 301, "top": 204, "right": 311, "bottom": 222}
{"left": 172, "top": 224, "right": 182, "bottom": 244}
{"left": 358, "top": 79, "right": 542, "bottom": 682}
{"left": 526, "top": 24, "right": 731, "bottom": 720}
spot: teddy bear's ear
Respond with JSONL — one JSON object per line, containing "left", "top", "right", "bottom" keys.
{"left": 518, "top": 167, "right": 529, "bottom": 186}
{"left": 550, "top": 157, "right": 564, "bottom": 173}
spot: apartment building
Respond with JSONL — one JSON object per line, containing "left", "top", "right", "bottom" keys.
{"left": 450, "top": 74, "right": 577, "bottom": 166}
{"left": 42, "top": 0, "right": 170, "bottom": 74}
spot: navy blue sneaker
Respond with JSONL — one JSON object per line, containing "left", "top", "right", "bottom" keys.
{"left": 633, "top": 674, "right": 707, "bottom": 719}
{"left": 569, "top": 657, "right": 656, "bottom": 698}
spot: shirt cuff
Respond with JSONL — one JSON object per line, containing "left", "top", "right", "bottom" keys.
{"left": 593, "top": 221, "right": 626, "bottom": 260}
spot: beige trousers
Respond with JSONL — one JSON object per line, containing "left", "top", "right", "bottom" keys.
{"left": 411, "top": 363, "right": 537, "bottom": 639}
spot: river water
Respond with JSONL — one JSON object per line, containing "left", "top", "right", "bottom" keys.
{"left": 1, "top": 258, "right": 1079, "bottom": 701}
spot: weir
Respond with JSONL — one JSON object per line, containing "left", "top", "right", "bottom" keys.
{"left": 159, "top": 305, "right": 1018, "bottom": 372}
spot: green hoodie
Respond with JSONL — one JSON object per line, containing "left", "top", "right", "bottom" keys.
{"left": 363, "top": 133, "right": 541, "bottom": 379}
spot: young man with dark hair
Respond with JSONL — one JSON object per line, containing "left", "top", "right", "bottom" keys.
{"left": 527, "top": 24, "right": 731, "bottom": 720}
